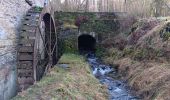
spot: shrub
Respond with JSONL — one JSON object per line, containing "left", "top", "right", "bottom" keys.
{"left": 95, "top": 45, "right": 105, "bottom": 57}
{"left": 63, "top": 38, "right": 77, "bottom": 53}
{"left": 133, "top": 49, "right": 148, "bottom": 60}
{"left": 162, "top": 32, "right": 170, "bottom": 41}
{"left": 123, "top": 46, "right": 134, "bottom": 56}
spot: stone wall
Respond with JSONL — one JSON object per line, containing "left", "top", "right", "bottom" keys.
{"left": 0, "top": 0, "right": 43, "bottom": 100}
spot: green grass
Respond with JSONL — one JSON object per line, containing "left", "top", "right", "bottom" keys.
{"left": 13, "top": 54, "right": 108, "bottom": 100}
{"left": 162, "top": 32, "right": 170, "bottom": 41}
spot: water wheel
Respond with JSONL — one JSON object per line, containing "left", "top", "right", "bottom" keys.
{"left": 17, "top": 7, "right": 58, "bottom": 91}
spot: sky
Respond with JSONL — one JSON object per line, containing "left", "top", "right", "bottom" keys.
{"left": 61, "top": 0, "right": 64, "bottom": 3}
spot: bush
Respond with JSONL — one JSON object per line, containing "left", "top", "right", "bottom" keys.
{"left": 133, "top": 49, "right": 147, "bottom": 60}
{"left": 106, "top": 48, "right": 124, "bottom": 60}
{"left": 162, "top": 32, "right": 170, "bottom": 41}
{"left": 95, "top": 45, "right": 105, "bottom": 57}
{"left": 62, "top": 37, "right": 77, "bottom": 53}
{"left": 123, "top": 46, "right": 134, "bottom": 56}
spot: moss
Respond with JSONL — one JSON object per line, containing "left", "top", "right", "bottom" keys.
{"left": 33, "top": 6, "right": 43, "bottom": 12}
{"left": 55, "top": 12, "right": 119, "bottom": 39}
{"left": 63, "top": 22, "right": 78, "bottom": 29}
{"left": 62, "top": 37, "right": 78, "bottom": 53}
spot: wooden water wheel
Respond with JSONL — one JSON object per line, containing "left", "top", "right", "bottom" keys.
{"left": 17, "top": 7, "right": 58, "bottom": 91}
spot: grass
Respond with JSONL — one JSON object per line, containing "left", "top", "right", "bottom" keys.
{"left": 13, "top": 54, "right": 108, "bottom": 100}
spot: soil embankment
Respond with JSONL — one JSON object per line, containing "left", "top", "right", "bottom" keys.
{"left": 102, "top": 18, "right": 170, "bottom": 100}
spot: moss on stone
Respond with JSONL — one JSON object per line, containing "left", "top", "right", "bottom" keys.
{"left": 62, "top": 37, "right": 78, "bottom": 53}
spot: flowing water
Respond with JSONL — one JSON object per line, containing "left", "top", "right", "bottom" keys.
{"left": 86, "top": 53, "right": 140, "bottom": 100}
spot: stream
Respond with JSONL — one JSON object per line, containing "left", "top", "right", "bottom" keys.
{"left": 86, "top": 53, "right": 140, "bottom": 100}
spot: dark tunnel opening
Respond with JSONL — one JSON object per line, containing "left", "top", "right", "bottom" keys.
{"left": 78, "top": 34, "right": 96, "bottom": 53}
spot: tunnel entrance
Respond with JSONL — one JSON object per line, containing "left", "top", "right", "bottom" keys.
{"left": 78, "top": 34, "right": 96, "bottom": 53}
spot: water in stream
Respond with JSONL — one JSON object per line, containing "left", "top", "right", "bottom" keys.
{"left": 86, "top": 53, "right": 140, "bottom": 100}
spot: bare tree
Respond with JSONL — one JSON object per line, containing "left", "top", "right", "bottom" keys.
{"left": 54, "top": 0, "right": 170, "bottom": 17}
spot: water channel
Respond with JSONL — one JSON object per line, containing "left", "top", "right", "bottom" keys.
{"left": 86, "top": 53, "right": 140, "bottom": 100}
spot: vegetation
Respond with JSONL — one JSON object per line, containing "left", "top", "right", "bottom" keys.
{"left": 13, "top": 54, "right": 108, "bottom": 100}
{"left": 56, "top": 12, "right": 120, "bottom": 55}
{"left": 100, "top": 19, "right": 170, "bottom": 100}
{"left": 162, "top": 32, "right": 170, "bottom": 41}
{"left": 34, "top": 6, "right": 43, "bottom": 12}
{"left": 55, "top": 12, "right": 119, "bottom": 36}
{"left": 95, "top": 44, "right": 105, "bottom": 57}
{"left": 160, "top": 23, "right": 170, "bottom": 41}
{"left": 62, "top": 37, "right": 78, "bottom": 53}
{"left": 53, "top": 0, "right": 170, "bottom": 17}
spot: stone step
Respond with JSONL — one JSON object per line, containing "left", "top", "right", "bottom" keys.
{"left": 18, "top": 84, "right": 33, "bottom": 92}
{"left": 28, "top": 10, "right": 42, "bottom": 14}
{"left": 20, "top": 31, "right": 36, "bottom": 37}
{"left": 24, "top": 15, "right": 39, "bottom": 20}
{"left": 22, "top": 26, "right": 37, "bottom": 32}
{"left": 19, "top": 53, "right": 33, "bottom": 61}
{"left": 19, "top": 39, "right": 35, "bottom": 46}
{"left": 22, "top": 20, "right": 39, "bottom": 26}
{"left": 18, "top": 61, "right": 33, "bottom": 69}
{"left": 26, "top": 12, "right": 40, "bottom": 17}
{"left": 19, "top": 46, "right": 34, "bottom": 53}
{"left": 18, "top": 77, "right": 34, "bottom": 84}
{"left": 17, "top": 69, "right": 34, "bottom": 77}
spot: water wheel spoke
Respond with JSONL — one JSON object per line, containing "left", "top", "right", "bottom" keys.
{"left": 51, "top": 41, "right": 58, "bottom": 54}
{"left": 37, "top": 26, "right": 51, "bottom": 56}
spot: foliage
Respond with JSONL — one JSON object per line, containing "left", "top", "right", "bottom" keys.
{"left": 55, "top": 12, "right": 119, "bottom": 36}
{"left": 34, "top": 6, "right": 43, "bottom": 12}
{"left": 95, "top": 44, "right": 105, "bottom": 57}
{"left": 58, "top": 38, "right": 65, "bottom": 57}
{"left": 131, "top": 47, "right": 164, "bottom": 61}
{"left": 123, "top": 46, "right": 134, "bottom": 56}
{"left": 62, "top": 37, "right": 78, "bottom": 53}
{"left": 75, "top": 16, "right": 89, "bottom": 28}
{"left": 160, "top": 23, "right": 170, "bottom": 41}
{"left": 162, "top": 32, "right": 170, "bottom": 41}
{"left": 133, "top": 49, "right": 148, "bottom": 60}
{"left": 105, "top": 48, "right": 124, "bottom": 60}
{"left": 128, "top": 20, "right": 158, "bottom": 45}
{"left": 80, "top": 19, "right": 119, "bottom": 35}
{"left": 102, "top": 46, "right": 164, "bottom": 62}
